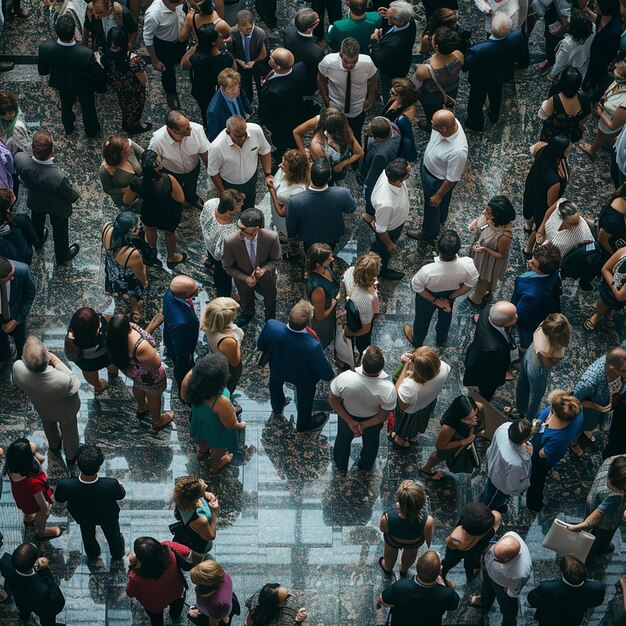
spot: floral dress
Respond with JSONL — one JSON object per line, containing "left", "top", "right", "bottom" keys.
{"left": 102, "top": 223, "right": 144, "bottom": 302}
{"left": 125, "top": 323, "right": 166, "bottom": 394}
{"left": 106, "top": 55, "right": 147, "bottom": 128}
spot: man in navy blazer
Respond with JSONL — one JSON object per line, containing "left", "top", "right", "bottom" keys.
{"left": 462, "top": 13, "right": 528, "bottom": 131}
{"left": 206, "top": 69, "right": 253, "bottom": 142}
{"left": 257, "top": 300, "right": 334, "bottom": 432}
{"left": 0, "top": 256, "right": 36, "bottom": 363}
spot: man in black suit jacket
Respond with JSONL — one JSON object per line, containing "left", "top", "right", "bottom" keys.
{"left": 14, "top": 130, "right": 80, "bottom": 265}
{"left": 231, "top": 10, "right": 269, "bottom": 103}
{"left": 463, "top": 301, "right": 518, "bottom": 401}
{"left": 38, "top": 13, "right": 104, "bottom": 138}
{"left": 527, "top": 556, "right": 605, "bottom": 626}
{"left": 0, "top": 543, "right": 65, "bottom": 626}
{"left": 369, "top": 1, "right": 416, "bottom": 100}
{"left": 258, "top": 48, "right": 307, "bottom": 166}
{"left": 55, "top": 444, "right": 126, "bottom": 560}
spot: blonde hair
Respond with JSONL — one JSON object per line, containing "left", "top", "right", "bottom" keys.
{"left": 353, "top": 252, "right": 381, "bottom": 288}
{"left": 541, "top": 313, "right": 571, "bottom": 349}
{"left": 548, "top": 389, "right": 581, "bottom": 422}
{"left": 190, "top": 559, "right": 225, "bottom": 588}
{"left": 217, "top": 68, "right": 241, "bottom": 89}
{"left": 200, "top": 297, "right": 240, "bottom": 335}
{"left": 172, "top": 476, "right": 205, "bottom": 510}
{"left": 288, "top": 299, "right": 314, "bottom": 330}
{"left": 410, "top": 347, "right": 441, "bottom": 384}
{"left": 396, "top": 480, "right": 426, "bottom": 523}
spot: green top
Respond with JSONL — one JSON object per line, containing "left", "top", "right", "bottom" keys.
{"left": 326, "top": 12, "right": 383, "bottom": 54}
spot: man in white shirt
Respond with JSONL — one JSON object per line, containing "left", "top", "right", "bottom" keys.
{"left": 207, "top": 116, "right": 272, "bottom": 209}
{"left": 317, "top": 37, "right": 378, "bottom": 143}
{"left": 329, "top": 345, "right": 397, "bottom": 471}
{"left": 404, "top": 230, "right": 478, "bottom": 348}
{"left": 371, "top": 158, "right": 410, "bottom": 281}
{"left": 407, "top": 109, "right": 468, "bottom": 241}
{"left": 471, "top": 531, "right": 532, "bottom": 626}
{"left": 148, "top": 110, "right": 210, "bottom": 208}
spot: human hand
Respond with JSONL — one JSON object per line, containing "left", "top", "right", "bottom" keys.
{"left": 535, "top": 232, "right": 545, "bottom": 244}
{"left": 429, "top": 194, "right": 441, "bottom": 207}
{"left": 349, "top": 419, "right": 363, "bottom": 436}
{"left": 244, "top": 61, "right": 255, "bottom": 69}
{"left": 295, "top": 608, "right": 308, "bottom": 623}
{"left": 128, "top": 553, "right": 137, "bottom": 568}
{"left": 254, "top": 266, "right": 266, "bottom": 278}
{"left": 2, "top": 319, "right": 17, "bottom": 333}
{"left": 473, "top": 243, "right": 485, "bottom": 253}
{"left": 435, "top": 575, "right": 446, "bottom": 586}
{"left": 245, "top": 275, "right": 257, "bottom": 288}
{"left": 596, "top": 403, "right": 613, "bottom": 413}
{"left": 595, "top": 104, "right": 603, "bottom": 116}
{"left": 48, "top": 352, "right": 60, "bottom": 367}
{"left": 371, "top": 28, "right": 381, "bottom": 41}
{"left": 386, "top": 242, "right": 396, "bottom": 253}
{"left": 35, "top": 557, "right": 49, "bottom": 570}
{"left": 188, "top": 607, "right": 201, "bottom": 619}
{"left": 67, "top": 331, "right": 75, "bottom": 340}
{"left": 363, "top": 97, "right": 374, "bottom": 111}
{"left": 265, "top": 175, "right": 274, "bottom": 189}
{"left": 400, "top": 352, "right": 413, "bottom": 363}
{"left": 464, "top": 433, "right": 476, "bottom": 445}
{"left": 238, "top": 420, "right": 247, "bottom": 430}
{"left": 468, "top": 219, "right": 477, "bottom": 232}
{"left": 152, "top": 59, "right": 166, "bottom": 72}
{"left": 333, "top": 163, "right": 344, "bottom": 173}
{"left": 208, "top": 497, "right": 220, "bottom": 511}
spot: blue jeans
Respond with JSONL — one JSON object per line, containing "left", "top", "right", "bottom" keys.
{"left": 411, "top": 290, "right": 455, "bottom": 348}
{"left": 420, "top": 164, "right": 453, "bottom": 238}
{"left": 479, "top": 478, "right": 511, "bottom": 512}
{"left": 516, "top": 344, "right": 550, "bottom": 421}
{"left": 375, "top": 224, "right": 404, "bottom": 271}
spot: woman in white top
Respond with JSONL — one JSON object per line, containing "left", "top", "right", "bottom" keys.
{"left": 390, "top": 347, "right": 451, "bottom": 449}
{"left": 547, "top": 9, "right": 595, "bottom": 81}
{"left": 536, "top": 198, "right": 594, "bottom": 256}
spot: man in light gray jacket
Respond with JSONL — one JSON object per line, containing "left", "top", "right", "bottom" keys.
{"left": 12, "top": 336, "right": 81, "bottom": 465}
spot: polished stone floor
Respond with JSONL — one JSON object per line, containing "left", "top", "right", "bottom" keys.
{"left": 0, "top": 0, "right": 625, "bottom": 624}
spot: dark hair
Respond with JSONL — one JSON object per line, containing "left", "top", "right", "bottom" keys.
{"left": 369, "top": 117, "right": 392, "bottom": 139}
{"left": 217, "top": 189, "right": 245, "bottom": 214}
{"left": 105, "top": 314, "right": 131, "bottom": 370}
{"left": 102, "top": 134, "right": 127, "bottom": 168}
{"left": 240, "top": 207, "right": 264, "bottom": 228}
{"left": 0, "top": 256, "right": 12, "bottom": 279}
{"left": 196, "top": 23, "right": 220, "bottom": 54}
{"left": 437, "top": 229, "right": 461, "bottom": 258}
{"left": 0, "top": 91, "right": 18, "bottom": 116}
{"left": 508, "top": 418, "right": 532, "bottom": 445}
{"left": 68, "top": 307, "right": 100, "bottom": 348}
{"left": 139, "top": 149, "right": 168, "bottom": 203}
{"left": 348, "top": 0, "right": 367, "bottom": 16}
{"left": 385, "top": 158, "right": 409, "bottom": 183}
{"left": 416, "top": 551, "right": 441, "bottom": 584}
{"left": 5, "top": 438, "right": 40, "bottom": 477}
{"left": 340, "top": 37, "right": 360, "bottom": 59}
{"left": 487, "top": 195, "right": 515, "bottom": 226}
{"left": 32, "top": 130, "right": 53, "bottom": 161}
{"left": 12, "top": 543, "right": 38, "bottom": 574}
{"left": 251, "top": 584, "right": 282, "bottom": 626}
{"left": 109, "top": 211, "right": 139, "bottom": 252}
{"left": 196, "top": 0, "right": 216, "bottom": 15}
{"left": 556, "top": 66, "right": 583, "bottom": 98}
{"left": 362, "top": 345, "right": 384, "bottom": 375}
{"left": 294, "top": 7, "right": 318, "bottom": 32}
{"left": 0, "top": 188, "right": 14, "bottom": 226}
{"left": 527, "top": 135, "right": 570, "bottom": 185}
{"left": 607, "top": 455, "right": 626, "bottom": 492}
{"left": 55, "top": 13, "right": 76, "bottom": 41}
{"left": 441, "top": 395, "right": 477, "bottom": 429}
{"left": 433, "top": 26, "right": 461, "bottom": 54}
{"left": 311, "top": 156, "right": 332, "bottom": 186}
{"left": 532, "top": 242, "right": 562, "bottom": 274}
{"left": 304, "top": 242, "right": 333, "bottom": 276}
{"left": 316, "top": 107, "right": 350, "bottom": 153}
{"left": 560, "top": 555, "right": 587, "bottom": 586}
{"left": 568, "top": 9, "right": 593, "bottom": 43}
{"left": 459, "top": 503, "right": 495, "bottom": 536}
{"left": 427, "top": 8, "right": 457, "bottom": 36}
{"left": 76, "top": 444, "right": 104, "bottom": 475}
{"left": 186, "top": 354, "right": 229, "bottom": 406}
{"left": 104, "top": 27, "right": 130, "bottom": 74}
{"left": 390, "top": 78, "right": 418, "bottom": 107}
{"left": 133, "top": 537, "right": 172, "bottom": 580}
{"left": 598, "top": 0, "right": 620, "bottom": 17}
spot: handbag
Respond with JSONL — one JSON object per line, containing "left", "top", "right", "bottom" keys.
{"left": 542, "top": 518, "right": 596, "bottom": 562}
{"left": 169, "top": 507, "right": 211, "bottom": 554}
{"left": 446, "top": 442, "right": 480, "bottom": 474}
{"left": 334, "top": 323, "right": 355, "bottom": 370}
{"left": 345, "top": 286, "right": 362, "bottom": 333}
{"left": 425, "top": 64, "right": 456, "bottom": 109}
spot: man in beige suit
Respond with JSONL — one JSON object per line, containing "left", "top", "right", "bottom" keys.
{"left": 222, "top": 207, "right": 281, "bottom": 327}
{"left": 12, "top": 336, "right": 81, "bottom": 466}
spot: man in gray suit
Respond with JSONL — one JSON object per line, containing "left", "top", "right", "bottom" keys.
{"left": 13, "top": 336, "right": 81, "bottom": 466}
{"left": 15, "top": 130, "right": 80, "bottom": 265}
{"left": 222, "top": 207, "right": 281, "bottom": 327}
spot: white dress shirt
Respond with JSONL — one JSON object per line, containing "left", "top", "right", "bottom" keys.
{"left": 143, "top": 0, "right": 185, "bottom": 45}
{"left": 330, "top": 366, "right": 397, "bottom": 418}
{"left": 484, "top": 532, "right": 532, "bottom": 598}
{"left": 486, "top": 423, "right": 532, "bottom": 495}
{"left": 423, "top": 120, "right": 468, "bottom": 182}
{"left": 411, "top": 255, "right": 479, "bottom": 293}
{"left": 371, "top": 171, "right": 410, "bottom": 233}
{"left": 206, "top": 123, "right": 271, "bottom": 184}
{"left": 148, "top": 123, "right": 210, "bottom": 174}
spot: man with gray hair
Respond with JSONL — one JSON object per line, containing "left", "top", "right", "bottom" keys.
{"left": 462, "top": 11, "right": 528, "bottom": 131}
{"left": 463, "top": 301, "right": 518, "bottom": 401}
{"left": 12, "top": 336, "right": 81, "bottom": 467}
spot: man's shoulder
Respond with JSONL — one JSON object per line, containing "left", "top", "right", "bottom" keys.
{"left": 56, "top": 477, "right": 81, "bottom": 491}
{"left": 39, "top": 39, "right": 59, "bottom": 54}
{"left": 259, "top": 228, "right": 279, "bottom": 243}
{"left": 222, "top": 230, "right": 241, "bottom": 246}
{"left": 148, "top": 125, "right": 168, "bottom": 146}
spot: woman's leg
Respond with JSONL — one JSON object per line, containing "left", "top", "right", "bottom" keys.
{"left": 524, "top": 229, "right": 537, "bottom": 255}
{"left": 83, "top": 369, "right": 108, "bottom": 392}
{"left": 146, "top": 391, "right": 172, "bottom": 428}
{"left": 107, "top": 364, "right": 119, "bottom": 379}
{"left": 210, "top": 447, "right": 233, "bottom": 472}
{"left": 580, "top": 129, "right": 616, "bottom": 158}
{"left": 421, "top": 450, "right": 441, "bottom": 473}
{"left": 399, "top": 547, "right": 419, "bottom": 575}
{"left": 168, "top": 596, "right": 186, "bottom": 620}
{"left": 143, "top": 226, "right": 157, "bottom": 248}
{"left": 164, "top": 230, "right": 183, "bottom": 263}
{"left": 381, "top": 544, "right": 399, "bottom": 571}
{"left": 132, "top": 385, "right": 148, "bottom": 412}
{"left": 34, "top": 510, "right": 60, "bottom": 537}
{"left": 469, "top": 278, "right": 491, "bottom": 305}
{"left": 588, "top": 299, "right": 612, "bottom": 328}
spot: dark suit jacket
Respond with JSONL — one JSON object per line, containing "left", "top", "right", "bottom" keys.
{"left": 286, "top": 186, "right": 356, "bottom": 245}
{"left": 221, "top": 228, "right": 281, "bottom": 283}
{"left": 257, "top": 319, "right": 334, "bottom": 387}
{"left": 14, "top": 153, "right": 79, "bottom": 218}
{"left": 54, "top": 475, "right": 126, "bottom": 525}
{"left": 370, "top": 20, "right": 416, "bottom": 78}
{"left": 7, "top": 260, "right": 36, "bottom": 323}
{"left": 206, "top": 88, "right": 253, "bottom": 142}
{"left": 230, "top": 24, "right": 267, "bottom": 63}
{"left": 0, "top": 553, "right": 65, "bottom": 621}
{"left": 258, "top": 63, "right": 307, "bottom": 133}
{"left": 527, "top": 578, "right": 605, "bottom": 626}
{"left": 283, "top": 24, "right": 325, "bottom": 96}
{"left": 511, "top": 271, "right": 561, "bottom": 333}
{"left": 38, "top": 39, "right": 104, "bottom": 96}
{"left": 463, "top": 31, "right": 528, "bottom": 86}
{"left": 162, "top": 288, "right": 199, "bottom": 361}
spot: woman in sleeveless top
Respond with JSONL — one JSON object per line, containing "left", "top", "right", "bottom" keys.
{"left": 378, "top": 480, "right": 434, "bottom": 578}
{"left": 599, "top": 183, "right": 626, "bottom": 256}
{"left": 381, "top": 78, "right": 418, "bottom": 161}
{"left": 179, "top": 0, "right": 230, "bottom": 43}
{"left": 585, "top": 245, "right": 626, "bottom": 331}
{"left": 468, "top": 196, "right": 515, "bottom": 305}
{"left": 106, "top": 315, "right": 173, "bottom": 431}
{"left": 99, "top": 134, "right": 143, "bottom": 208}
{"left": 102, "top": 211, "right": 148, "bottom": 323}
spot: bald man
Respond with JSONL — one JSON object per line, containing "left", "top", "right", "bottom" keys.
{"left": 471, "top": 531, "right": 532, "bottom": 626}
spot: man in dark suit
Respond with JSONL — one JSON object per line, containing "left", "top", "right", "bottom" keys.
{"left": 206, "top": 68, "right": 253, "bottom": 141}
{"left": 222, "top": 208, "right": 281, "bottom": 327}
{"left": 0, "top": 256, "right": 36, "bottom": 363}
{"left": 462, "top": 13, "right": 528, "bottom": 131}
{"left": 82, "top": 0, "right": 138, "bottom": 51}
{"left": 257, "top": 300, "right": 334, "bottom": 432}
{"left": 463, "top": 301, "right": 518, "bottom": 401}
{"left": 0, "top": 543, "right": 65, "bottom": 626}
{"left": 55, "top": 444, "right": 126, "bottom": 561}
{"left": 38, "top": 13, "right": 104, "bottom": 138}
{"left": 14, "top": 130, "right": 80, "bottom": 265}
{"left": 286, "top": 157, "right": 356, "bottom": 254}
{"left": 369, "top": 1, "right": 416, "bottom": 100}
{"left": 258, "top": 48, "right": 307, "bottom": 166}
{"left": 527, "top": 556, "right": 605, "bottom": 626}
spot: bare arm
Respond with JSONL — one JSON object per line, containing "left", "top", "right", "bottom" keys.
{"left": 311, "top": 285, "right": 338, "bottom": 322}
{"left": 537, "top": 201, "right": 559, "bottom": 242}
{"left": 181, "top": 45, "right": 196, "bottom": 70}
{"left": 317, "top": 72, "right": 330, "bottom": 107}
{"left": 127, "top": 250, "right": 148, "bottom": 286}
{"left": 293, "top": 116, "right": 319, "bottom": 153}
{"left": 360, "top": 405, "right": 391, "bottom": 429}
{"left": 218, "top": 336, "right": 240, "bottom": 368}
{"left": 169, "top": 175, "right": 185, "bottom": 203}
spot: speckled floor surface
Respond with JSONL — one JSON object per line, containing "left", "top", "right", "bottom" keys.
{"left": 0, "top": 0, "right": 625, "bottom": 624}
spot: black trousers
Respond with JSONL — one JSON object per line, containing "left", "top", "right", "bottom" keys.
{"left": 224, "top": 173, "right": 257, "bottom": 210}
{"left": 526, "top": 453, "right": 550, "bottom": 511}
{"left": 153, "top": 37, "right": 186, "bottom": 95}
{"left": 333, "top": 415, "right": 384, "bottom": 471}
{"left": 213, "top": 259, "right": 232, "bottom": 297}
{"left": 465, "top": 82, "right": 503, "bottom": 131}
{"left": 0, "top": 319, "right": 26, "bottom": 360}
{"left": 269, "top": 376, "right": 318, "bottom": 431}
{"left": 238, "top": 65, "right": 265, "bottom": 104}
{"left": 145, "top": 596, "right": 185, "bottom": 626}
{"left": 346, "top": 110, "right": 366, "bottom": 148}
{"left": 254, "top": 0, "right": 276, "bottom": 26}
{"left": 59, "top": 89, "right": 100, "bottom": 138}
{"left": 589, "top": 525, "right": 618, "bottom": 555}
{"left": 31, "top": 211, "right": 70, "bottom": 263}
{"left": 80, "top": 520, "right": 125, "bottom": 560}
{"left": 311, "top": 0, "right": 342, "bottom": 40}
{"left": 167, "top": 162, "right": 201, "bottom": 204}
{"left": 481, "top": 566, "right": 519, "bottom": 626}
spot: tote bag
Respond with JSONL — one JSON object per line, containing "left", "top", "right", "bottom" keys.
{"left": 542, "top": 518, "right": 596, "bottom": 562}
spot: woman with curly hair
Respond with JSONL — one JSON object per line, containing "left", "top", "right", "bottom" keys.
{"left": 382, "top": 77, "right": 418, "bottom": 161}
{"left": 181, "top": 353, "right": 245, "bottom": 470}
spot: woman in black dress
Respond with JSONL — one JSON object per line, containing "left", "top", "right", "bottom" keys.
{"left": 124, "top": 150, "right": 187, "bottom": 269}
{"left": 598, "top": 183, "right": 626, "bottom": 257}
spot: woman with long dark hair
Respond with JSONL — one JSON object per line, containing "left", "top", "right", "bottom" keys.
{"left": 245, "top": 584, "right": 308, "bottom": 625}
{"left": 598, "top": 183, "right": 626, "bottom": 256}
{"left": 382, "top": 78, "right": 419, "bottom": 161}
{"left": 179, "top": 0, "right": 230, "bottom": 42}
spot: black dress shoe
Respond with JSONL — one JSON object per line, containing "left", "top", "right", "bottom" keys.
{"left": 58, "top": 243, "right": 79, "bottom": 264}
{"left": 35, "top": 227, "right": 49, "bottom": 250}
{"left": 0, "top": 61, "right": 14, "bottom": 71}
{"left": 298, "top": 412, "right": 328, "bottom": 432}
{"left": 234, "top": 313, "right": 253, "bottom": 328}
{"left": 380, "top": 268, "right": 405, "bottom": 280}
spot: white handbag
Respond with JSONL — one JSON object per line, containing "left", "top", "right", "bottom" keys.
{"left": 542, "top": 518, "right": 596, "bottom": 563}
{"left": 334, "top": 324, "right": 354, "bottom": 370}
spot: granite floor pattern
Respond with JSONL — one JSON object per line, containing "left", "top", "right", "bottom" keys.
{"left": 1, "top": 0, "right": 626, "bottom": 625}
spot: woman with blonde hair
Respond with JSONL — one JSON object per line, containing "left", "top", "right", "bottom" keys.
{"left": 390, "top": 347, "right": 451, "bottom": 449}
{"left": 378, "top": 480, "right": 434, "bottom": 578}
{"left": 187, "top": 558, "right": 234, "bottom": 625}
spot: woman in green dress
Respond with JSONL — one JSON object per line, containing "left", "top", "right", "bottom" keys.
{"left": 99, "top": 134, "right": 143, "bottom": 208}
{"left": 181, "top": 353, "right": 246, "bottom": 473}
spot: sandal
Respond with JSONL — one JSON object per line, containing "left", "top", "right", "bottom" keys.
{"left": 570, "top": 444, "right": 584, "bottom": 457}
{"left": 581, "top": 431, "right": 596, "bottom": 444}
{"left": 378, "top": 556, "right": 395, "bottom": 577}
{"left": 583, "top": 317, "right": 597, "bottom": 331}
{"left": 388, "top": 432, "right": 410, "bottom": 450}
{"left": 209, "top": 453, "right": 233, "bottom": 474}
{"left": 503, "top": 406, "right": 519, "bottom": 415}
{"left": 469, "top": 594, "right": 483, "bottom": 608}
{"left": 36, "top": 527, "right": 64, "bottom": 540}
{"left": 151, "top": 413, "right": 174, "bottom": 431}
{"left": 166, "top": 252, "right": 188, "bottom": 269}
{"left": 419, "top": 466, "right": 443, "bottom": 481}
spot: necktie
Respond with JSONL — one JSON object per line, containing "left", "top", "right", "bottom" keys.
{"left": 186, "top": 298, "right": 194, "bottom": 312}
{"left": 263, "top": 70, "right": 274, "bottom": 84}
{"left": 344, "top": 70, "right": 351, "bottom": 114}
{"left": 247, "top": 239, "right": 256, "bottom": 267}
{"left": 243, "top": 36, "right": 251, "bottom": 63}
{"left": 0, "top": 282, "right": 9, "bottom": 323}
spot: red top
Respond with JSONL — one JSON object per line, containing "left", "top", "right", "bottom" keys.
{"left": 126, "top": 541, "right": 191, "bottom": 613}
{"left": 10, "top": 471, "right": 53, "bottom": 515}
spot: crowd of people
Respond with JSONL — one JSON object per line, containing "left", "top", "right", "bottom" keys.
{"left": 2, "top": 0, "right": 626, "bottom": 623}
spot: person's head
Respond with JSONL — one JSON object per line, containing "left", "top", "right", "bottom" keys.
{"left": 200, "top": 296, "right": 240, "bottom": 335}
{"left": 431, "top": 109, "right": 457, "bottom": 137}
{"left": 32, "top": 129, "right": 53, "bottom": 161}
{"left": 139, "top": 149, "right": 163, "bottom": 182}
{"left": 416, "top": 551, "right": 441, "bottom": 584}
{"left": 428, "top": 7, "right": 457, "bottom": 34}
{"left": 54, "top": 13, "right": 76, "bottom": 42}
{"left": 11, "top": 543, "right": 38, "bottom": 574}
{"left": 409, "top": 347, "right": 441, "bottom": 383}
{"left": 556, "top": 65, "right": 583, "bottom": 98}
{"left": 310, "top": 156, "right": 332, "bottom": 187}
{"left": 102, "top": 134, "right": 128, "bottom": 168}
{"left": 598, "top": 0, "right": 621, "bottom": 17}
{"left": 238, "top": 208, "right": 264, "bottom": 239}
{"left": 317, "top": 107, "right": 350, "bottom": 146}
{"left": 541, "top": 312, "right": 571, "bottom": 349}
{"left": 548, "top": 389, "right": 581, "bottom": 422}
{"left": 196, "top": 23, "right": 221, "bottom": 54}
{"left": 252, "top": 584, "right": 290, "bottom": 625}
{"left": 395, "top": 480, "right": 426, "bottom": 523}
{"left": 607, "top": 456, "right": 626, "bottom": 492}
{"left": 0, "top": 188, "right": 15, "bottom": 224}
{"left": 490, "top": 11, "right": 513, "bottom": 38}
{"left": 5, "top": 438, "right": 39, "bottom": 477}
{"left": 190, "top": 559, "right": 225, "bottom": 595}
{"left": 105, "top": 314, "right": 132, "bottom": 370}
{"left": 0, "top": 256, "right": 14, "bottom": 284}
{"left": 165, "top": 110, "right": 192, "bottom": 140}
{"left": 348, "top": 0, "right": 368, "bottom": 16}
{"left": 280, "top": 149, "right": 310, "bottom": 186}
{"left": 368, "top": 116, "right": 392, "bottom": 140}
{"left": 537, "top": 135, "right": 572, "bottom": 168}
{"left": 195, "top": 0, "right": 215, "bottom": 15}
{"left": 560, "top": 555, "right": 587, "bottom": 586}
{"left": 185, "top": 353, "right": 229, "bottom": 406}
{"left": 389, "top": 77, "right": 418, "bottom": 109}
{"left": 110, "top": 211, "right": 140, "bottom": 250}
{"left": 614, "top": 50, "right": 626, "bottom": 81}
{"left": 459, "top": 503, "right": 496, "bottom": 535}
{"left": 442, "top": 395, "right": 479, "bottom": 427}
{"left": 437, "top": 229, "right": 461, "bottom": 260}
{"left": 529, "top": 242, "right": 562, "bottom": 275}
{"left": 485, "top": 195, "right": 515, "bottom": 227}
{"left": 304, "top": 243, "right": 333, "bottom": 276}
{"left": 236, "top": 9, "right": 255, "bottom": 36}
{"left": 352, "top": 251, "right": 381, "bottom": 288}
{"left": 173, "top": 476, "right": 206, "bottom": 511}
{"left": 508, "top": 418, "right": 533, "bottom": 445}
{"left": 294, "top": 8, "right": 319, "bottom": 33}
{"left": 268, "top": 48, "right": 294, "bottom": 73}
{"left": 226, "top": 115, "right": 248, "bottom": 147}
{"left": 216, "top": 188, "right": 245, "bottom": 216}
{"left": 169, "top": 274, "right": 199, "bottom": 300}
{"left": 553, "top": 199, "right": 581, "bottom": 231}
{"left": 432, "top": 26, "right": 462, "bottom": 55}
{"left": 132, "top": 537, "right": 171, "bottom": 579}
{"left": 92, "top": 0, "right": 113, "bottom": 19}
{"left": 106, "top": 25, "right": 129, "bottom": 55}
{"left": 76, "top": 444, "right": 105, "bottom": 476}
{"left": 21, "top": 336, "right": 49, "bottom": 373}
{"left": 568, "top": 9, "right": 594, "bottom": 44}
{"left": 288, "top": 300, "right": 314, "bottom": 331}
{"left": 218, "top": 68, "right": 241, "bottom": 100}
{"left": 0, "top": 91, "right": 19, "bottom": 122}
{"left": 607, "top": 346, "right": 626, "bottom": 378}
{"left": 489, "top": 301, "right": 518, "bottom": 328}
{"left": 385, "top": 158, "right": 411, "bottom": 186}
{"left": 361, "top": 345, "right": 385, "bottom": 376}
{"left": 387, "top": 1, "right": 413, "bottom": 27}
{"left": 492, "top": 534, "right": 521, "bottom": 563}
{"left": 339, "top": 38, "right": 360, "bottom": 70}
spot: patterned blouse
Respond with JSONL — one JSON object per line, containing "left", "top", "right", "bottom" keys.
{"left": 200, "top": 198, "right": 238, "bottom": 261}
